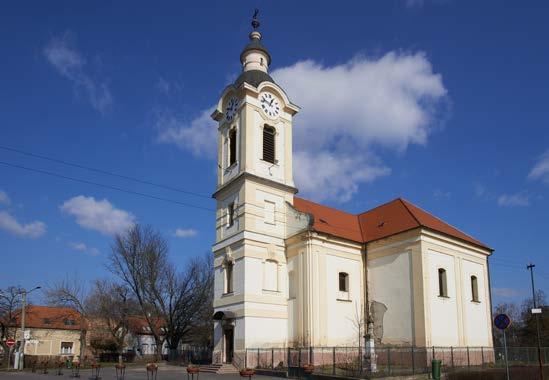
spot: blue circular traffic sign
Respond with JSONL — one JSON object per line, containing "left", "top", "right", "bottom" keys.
{"left": 494, "top": 313, "right": 511, "bottom": 330}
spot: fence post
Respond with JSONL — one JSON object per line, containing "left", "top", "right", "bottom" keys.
{"left": 332, "top": 347, "right": 336, "bottom": 375}
{"left": 257, "top": 348, "right": 260, "bottom": 368}
{"left": 467, "top": 346, "right": 470, "bottom": 370}
{"left": 432, "top": 346, "right": 435, "bottom": 360}
{"left": 298, "top": 347, "right": 301, "bottom": 372}
{"left": 245, "top": 349, "right": 248, "bottom": 368}
{"left": 451, "top": 346, "right": 454, "bottom": 371}
{"left": 481, "top": 347, "right": 484, "bottom": 368}
{"left": 309, "top": 346, "right": 313, "bottom": 365}
{"left": 271, "top": 348, "right": 274, "bottom": 369}
{"left": 411, "top": 346, "right": 415, "bottom": 375}
{"left": 387, "top": 347, "right": 391, "bottom": 376}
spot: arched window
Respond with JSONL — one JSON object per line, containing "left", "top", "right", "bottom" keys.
{"left": 471, "top": 275, "right": 479, "bottom": 302}
{"left": 438, "top": 268, "right": 448, "bottom": 297}
{"left": 263, "top": 125, "right": 276, "bottom": 164}
{"left": 339, "top": 272, "right": 349, "bottom": 292}
{"left": 228, "top": 129, "right": 237, "bottom": 166}
{"left": 225, "top": 261, "right": 234, "bottom": 294}
{"left": 227, "top": 202, "right": 235, "bottom": 227}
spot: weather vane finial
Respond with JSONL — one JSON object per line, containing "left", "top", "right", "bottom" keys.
{"left": 251, "top": 9, "right": 260, "bottom": 30}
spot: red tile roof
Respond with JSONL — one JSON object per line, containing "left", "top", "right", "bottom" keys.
{"left": 127, "top": 316, "right": 165, "bottom": 335}
{"left": 293, "top": 197, "right": 491, "bottom": 251}
{"left": 293, "top": 197, "right": 362, "bottom": 243}
{"left": 10, "top": 305, "right": 83, "bottom": 331}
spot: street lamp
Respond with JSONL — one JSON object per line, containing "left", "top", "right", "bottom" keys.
{"left": 18, "top": 286, "right": 41, "bottom": 370}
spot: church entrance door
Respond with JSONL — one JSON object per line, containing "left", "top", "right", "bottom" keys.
{"left": 224, "top": 328, "right": 234, "bottom": 363}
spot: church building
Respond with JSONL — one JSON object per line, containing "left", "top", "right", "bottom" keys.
{"left": 211, "top": 16, "right": 494, "bottom": 364}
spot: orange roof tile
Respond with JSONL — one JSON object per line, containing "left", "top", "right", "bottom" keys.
{"left": 10, "top": 305, "right": 83, "bottom": 330}
{"left": 293, "top": 197, "right": 362, "bottom": 243}
{"left": 293, "top": 197, "right": 492, "bottom": 251}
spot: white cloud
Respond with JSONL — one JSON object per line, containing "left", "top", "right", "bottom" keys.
{"left": 529, "top": 150, "right": 549, "bottom": 184}
{"left": 69, "top": 242, "right": 87, "bottom": 251}
{"left": 474, "top": 183, "right": 486, "bottom": 198}
{"left": 497, "top": 192, "right": 530, "bottom": 207}
{"left": 294, "top": 151, "right": 390, "bottom": 202}
{"left": 433, "top": 189, "right": 451, "bottom": 199}
{"left": 44, "top": 32, "right": 113, "bottom": 113}
{"left": 173, "top": 228, "right": 198, "bottom": 238}
{"left": 69, "top": 242, "right": 100, "bottom": 256}
{"left": 156, "top": 108, "right": 217, "bottom": 157}
{"left": 0, "top": 190, "right": 10, "bottom": 206}
{"left": 493, "top": 287, "right": 523, "bottom": 298}
{"left": 157, "top": 52, "right": 447, "bottom": 202}
{"left": 60, "top": 195, "right": 135, "bottom": 235}
{"left": 156, "top": 77, "right": 182, "bottom": 95}
{"left": 0, "top": 211, "right": 46, "bottom": 238}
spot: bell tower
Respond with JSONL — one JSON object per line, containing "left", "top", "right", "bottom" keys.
{"left": 211, "top": 11, "right": 301, "bottom": 362}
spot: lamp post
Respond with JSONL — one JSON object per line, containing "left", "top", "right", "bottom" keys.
{"left": 18, "top": 286, "right": 41, "bottom": 370}
{"left": 526, "top": 264, "right": 543, "bottom": 380}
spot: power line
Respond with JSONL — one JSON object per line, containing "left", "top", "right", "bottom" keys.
{"left": 0, "top": 160, "right": 216, "bottom": 213}
{"left": 0, "top": 144, "right": 212, "bottom": 200}
{"left": 0, "top": 160, "right": 318, "bottom": 233}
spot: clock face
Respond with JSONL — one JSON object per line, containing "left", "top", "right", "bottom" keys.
{"left": 259, "top": 92, "right": 280, "bottom": 118}
{"left": 225, "top": 97, "right": 239, "bottom": 122}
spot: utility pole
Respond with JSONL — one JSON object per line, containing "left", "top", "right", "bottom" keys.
{"left": 527, "top": 264, "right": 543, "bottom": 380}
{"left": 18, "top": 286, "right": 41, "bottom": 370}
{"left": 19, "top": 289, "right": 26, "bottom": 371}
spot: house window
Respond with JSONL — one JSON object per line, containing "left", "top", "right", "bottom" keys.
{"left": 227, "top": 202, "right": 235, "bottom": 227}
{"left": 264, "top": 260, "right": 278, "bottom": 291}
{"left": 264, "top": 201, "right": 275, "bottom": 225}
{"left": 471, "top": 275, "right": 479, "bottom": 302}
{"left": 225, "top": 261, "right": 234, "bottom": 294}
{"left": 263, "top": 125, "right": 276, "bottom": 163}
{"left": 228, "top": 129, "right": 237, "bottom": 166}
{"left": 339, "top": 272, "right": 349, "bottom": 292}
{"left": 64, "top": 319, "right": 76, "bottom": 326}
{"left": 60, "top": 342, "right": 73, "bottom": 355}
{"left": 43, "top": 318, "right": 51, "bottom": 325}
{"left": 438, "top": 268, "right": 448, "bottom": 297}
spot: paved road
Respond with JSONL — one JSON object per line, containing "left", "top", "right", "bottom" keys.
{"left": 0, "top": 367, "right": 267, "bottom": 380}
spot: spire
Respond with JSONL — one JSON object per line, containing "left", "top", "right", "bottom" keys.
{"left": 239, "top": 9, "right": 271, "bottom": 73}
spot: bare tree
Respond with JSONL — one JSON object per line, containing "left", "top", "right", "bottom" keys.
{"left": 0, "top": 287, "right": 22, "bottom": 365}
{"left": 45, "top": 276, "right": 89, "bottom": 359}
{"left": 86, "top": 280, "right": 138, "bottom": 353}
{"left": 348, "top": 301, "right": 365, "bottom": 348}
{"left": 109, "top": 224, "right": 213, "bottom": 359}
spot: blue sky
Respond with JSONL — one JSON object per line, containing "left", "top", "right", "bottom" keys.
{"left": 1, "top": 0, "right": 548, "bottom": 307}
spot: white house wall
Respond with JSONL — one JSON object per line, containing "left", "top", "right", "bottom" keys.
{"left": 425, "top": 249, "right": 460, "bottom": 346}
{"left": 368, "top": 251, "right": 414, "bottom": 345}
{"left": 324, "top": 253, "right": 363, "bottom": 346}
{"left": 421, "top": 231, "right": 493, "bottom": 347}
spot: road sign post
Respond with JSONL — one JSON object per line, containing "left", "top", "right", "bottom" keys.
{"left": 494, "top": 314, "right": 511, "bottom": 380}
{"left": 6, "top": 339, "right": 15, "bottom": 371}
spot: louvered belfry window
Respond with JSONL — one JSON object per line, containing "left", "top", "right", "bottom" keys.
{"left": 263, "top": 125, "right": 276, "bottom": 163}
{"left": 229, "top": 129, "right": 237, "bottom": 166}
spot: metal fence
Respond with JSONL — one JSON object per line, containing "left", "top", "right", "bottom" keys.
{"left": 243, "top": 346, "right": 549, "bottom": 378}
